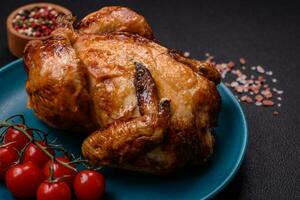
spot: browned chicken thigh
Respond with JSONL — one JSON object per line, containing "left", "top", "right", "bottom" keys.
{"left": 24, "top": 6, "right": 221, "bottom": 174}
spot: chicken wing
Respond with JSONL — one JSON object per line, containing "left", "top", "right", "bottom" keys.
{"left": 77, "top": 6, "right": 154, "bottom": 39}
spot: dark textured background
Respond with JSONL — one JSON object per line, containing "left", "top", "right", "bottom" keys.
{"left": 0, "top": 1, "right": 299, "bottom": 199}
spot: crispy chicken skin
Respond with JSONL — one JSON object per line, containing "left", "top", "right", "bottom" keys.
{"left": 24, "top": 6, "right": 221, "bottom": 174}
{"left": 77, "top": 6, "right": 154, "bottom": 39}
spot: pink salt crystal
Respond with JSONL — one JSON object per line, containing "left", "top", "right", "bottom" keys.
{"left": 240, "top": 95, "right": 248, "bottom": 101}
{"left": 183, "top": 51, "right": 190, "bottom": 57}
{"left": 255, "top": 95, "right": 264, "bottom": 102}
{"left": 227, "top": 61, "right": 235, "bottom": 68}
{"left": 262, "top": 100, "right": 274, "bottom": 106}
{"left": 239, "top": 58, "right": 246, "bottom": 65}
{"left": 255, "top": 102, "right": 262, "bottom": 106}
{"left": 262, "top": 89, "right": 272, "bottom": 99}
{"left": 258, "top": 75, "right": 266, "bottom": 83}
{"left": 231, "top": 81, "right": 239, "bottom": 87}
{"left": 246, "top": 96, "right": 253, "bottom": 103}
{"left": 235, "top": 86, "right": 244, "bottom": 93}
{"left": 257, "top": 65, "right": 265, "bottom": 73}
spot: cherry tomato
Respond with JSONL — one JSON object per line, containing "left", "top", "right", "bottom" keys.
{"left": 0, "top": 146, "right": 18, "bottom": 181}
{"left": 43, "top": 157, "right": 76, "bottom": 187}
{"left": 6, "top": 161, "right": 44, "bottom": 199}
{"left": 4, "top": 125, "right": 32, "bottom": 150}
{"left": 37, "top": 181, "right": 71, "bottom": 200}
{"left": 73, "top": 170, "right": 105, "bottom": 200}
{"left": 23, "top": 141, "right": 55, "bottom": 169}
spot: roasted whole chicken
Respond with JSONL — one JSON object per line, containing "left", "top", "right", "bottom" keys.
{"left": 24, "top": 6, "right": 221, "bottom": 174}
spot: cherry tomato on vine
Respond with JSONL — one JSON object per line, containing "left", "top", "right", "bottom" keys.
{"left": 0, "top": 146, "right": 18, "bottom": 181}
{"left": 37, "top": 180, "right": 72, "bottom": 200}
{"left": 73, "top": 170, "right": 105, "bottom": 200}
{"left": 3, "top": 125, "right": 32, "bottom": 150}
{"left": 6, "top": 161, "right": 44, "bottom": 199}
{"left": 23, "top": 141, "right": 55, "bottom": 169}
{"left": 43, "top": 157, "right": 77, "bottom": 187}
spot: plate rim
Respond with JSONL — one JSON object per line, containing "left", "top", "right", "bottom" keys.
{"left": 0, "top": 59, "right": 248, "bottom": 200}
{"left": 203, "top": 83, "right": 248, "bottom": 200}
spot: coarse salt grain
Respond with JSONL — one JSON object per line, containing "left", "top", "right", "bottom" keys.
{"left": 240, "top": 95, "right": 247, "bottom": 101}
{"left": 183, "top": 51, "right": 190, "bottom": 57}
{"left": 258, "top": 75, "right": 265, "bottom": 83}
{"left": 261, "top": 89, "right": 272, "bottom": 99}
{"left": 239, "top": 58, "right": 246, "bottom": 65}
{"left": 262, "top": 100, "right": 274, "bottom": 106}
{"left": 227, "top": 61, "right": 235, "bottom": 68}
{"left": 266, "top": 71, "right": 273, "bottom": 76}
{"left": 276, "top": 90, "right": 284, "bottom": 94}
{"left": 230, "top": 81, "right": 239, "bottom": 87}
{"left": 235, "top": 86, "right": 244, "bottom": 93}
{"left": 246, "top": 97, "right": 253, "bottom": 103}
{"left": 256, "top": 66, "right": 265, "bottom": 73}
{"left": 255, "top": 95, "right": 264, "bottom": 102}
{"left": 255, "top": 102, "right": 262, "bottom": 106}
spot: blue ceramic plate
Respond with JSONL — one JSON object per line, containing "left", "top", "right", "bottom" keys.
{"left": 0, "top": 59, "right": 247, "bottom": 200}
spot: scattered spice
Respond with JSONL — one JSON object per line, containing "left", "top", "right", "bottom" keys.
{"left": 12, "top": 6, "right": 65, "bottom": 37}
{"left": 205, "top": 53, "right": 283, "bottom": 115}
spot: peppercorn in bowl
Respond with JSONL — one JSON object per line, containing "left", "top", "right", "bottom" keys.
{"left": 7, "top": 3, "right": 71, "bottom": 57}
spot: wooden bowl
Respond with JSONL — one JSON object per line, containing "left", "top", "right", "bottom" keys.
{"left": 7, "top": 3, "right": 71, "bottom": 57}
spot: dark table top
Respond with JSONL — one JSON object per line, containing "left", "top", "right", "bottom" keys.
{"left": 0, "top": 0, "right": 299, "bottom": 199}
